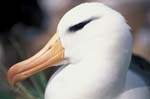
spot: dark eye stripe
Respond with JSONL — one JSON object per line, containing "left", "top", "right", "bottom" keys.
{"left": 68, "top": 17, "right": 99, "bottom": 32}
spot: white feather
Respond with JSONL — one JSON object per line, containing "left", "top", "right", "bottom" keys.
{"left": 45, "top": 2, "right": 149, "bottom": 99}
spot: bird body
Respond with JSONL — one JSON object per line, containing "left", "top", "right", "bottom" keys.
{"left": 45, "top": 3, "right": 132, "bottom": 99}
{"left": 7, "top": 2, "right": 150, "bottom": 99}
{"left": 45, "top": 3, "right": 149, "bottom": 99}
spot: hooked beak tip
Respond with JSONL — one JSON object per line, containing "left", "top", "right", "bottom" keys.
{"left": 7, "top": 33, "right": 64, "bottom": 86}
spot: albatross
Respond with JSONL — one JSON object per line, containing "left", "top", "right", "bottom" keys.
{"left": 7, "top": 2, "right": 150, "bottom": 99}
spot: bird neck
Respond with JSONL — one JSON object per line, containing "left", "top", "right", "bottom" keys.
{"left": 70, "top": 38, "right": 131, "bottom": 98}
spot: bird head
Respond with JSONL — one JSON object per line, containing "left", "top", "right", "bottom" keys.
{"left": 7, "top": 3, "right": 132, "bottom": 86}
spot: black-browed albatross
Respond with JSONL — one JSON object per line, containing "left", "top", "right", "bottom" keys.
{"left": 7, "top": 2, "right": 150, "bottom": 99}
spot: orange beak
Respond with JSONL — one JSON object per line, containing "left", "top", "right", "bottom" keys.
{"left": 7, "top": 33, "right": 64, "bottom": 86}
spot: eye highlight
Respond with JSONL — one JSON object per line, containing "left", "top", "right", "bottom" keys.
{"left": 68, "top": 17, "right": 99, "bottom": 32}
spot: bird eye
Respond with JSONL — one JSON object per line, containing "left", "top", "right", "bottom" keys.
{"left": 68, "top": 17, "right": 99, "bottom": 32}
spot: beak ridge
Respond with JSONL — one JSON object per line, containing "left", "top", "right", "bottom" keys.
{"left": 7, "top": 33, "right": 64, "bottom": 85}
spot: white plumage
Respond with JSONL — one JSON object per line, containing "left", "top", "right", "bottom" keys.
{"left": 44, "top": 3, "right": 149, "bottom": 99}
{"left": 6, "top": 2, "right": 149, "bottom": 99}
